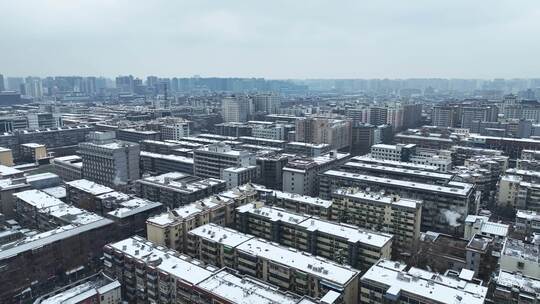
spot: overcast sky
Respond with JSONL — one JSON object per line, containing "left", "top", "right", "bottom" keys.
{"left": 1, "top": 0, "right": 539, "bottom": 79}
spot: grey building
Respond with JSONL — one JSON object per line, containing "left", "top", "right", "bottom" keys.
{"left": 79, "top": 131, "right": 140, "bottom": 189}
{"left": 193, "top": 142, "right": 255, "bottom": 179}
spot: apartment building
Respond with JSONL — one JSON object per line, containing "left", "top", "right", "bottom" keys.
{"left": 331, "top": 188, "right": 422, "bottom": 254}
{"left": 0, "top": 147, "right": 13, "bottom": 166}
{"left": 295, "top": 117, "right": 352, "bottom": 150}
{"left": 103, "top": 236, "right": 318, "bottom": 304}
{"left": 256, "top": 153, "right": 290, "bottom": 190}
{"left": 491, "top": 270, "right": 540, "bottom": 304}
{"left": 285, "top": 142, "right": 332, "bottom": 157}
{"left": 187, "top": 224, "right": 360, "bottom": 304}
{"left": 283, "top": 151, "right": 350, "bottom": 196}
{"left": 320, "top": 170, "right": 476, "bottom": 234}
{"left": 349, "top": 155, "right": 440, "bottom": 172}
{"left": 340, "top": 161, "right": 454, "bottom": 186}
{"left": 1, "top": 191, "right": 114, "bottom": 302}
{"left": 116, "top": 128, "right": 160, "bottom": 143}
{"left": 236, "top": 204, "right": 392, "bottom": 272}
{"left": 515, "top": 209, "right": 540, "bottom": 235}
{"left": 52, "top": 155, "right": 83, "bottom": 181}
{"left": 63, "top": 179, "right": 162, "bottom": 236}
{"left": 79, "top": 131, "right": 140, "bottom": 189}
{"left": 238, "top": 136, "right": 287, "bottom": 149}
{"left": 146, "top": 184, "right": 261, "bottom": 252}
{"left": 0, "top": 172, "right": 60, "bottom": 218}
{"left": 463, "top": 215, "right": 509, "bottom": 242}
{"left": 34, "top": 272, "right": 121, "bottom": 304}
{"left": 136, "top": 172, "right": 226, "bottom": 208}
{"left": 500, "top": 238, "right": 540, "bottom": 279}
{"left": 265, "top": 189, "right": 333, "bottom": 219}
{"left": 369, "top": 143, "right": 416, "bottom": 162}
{"left": 20, "top": 142, "right": 48, "bottom": 162}
{"left": 146, "top": 195, "right": 235, "bottom": 252}
{"left": 193, "top": 142, "right": 255, "bottom": 179}
{"left": 65, "top": 179, "right": 115, "bottom": 212}
{"left": 139, "top": 151, "right": 194, "bottom": 175}
{"left": 360, "top": 260, "right": 487, "bottom": 304}
{"left": 221, "top": 165, "right": 258, "bottom": 188}
{"left": 160, "top": 122, "right": 190, "bottom": 140}
{"left": 369, "top": 143, "right": 452, "bottom": 172}
{"left": 497, "top": 174, "right": 540, "bottom": 211}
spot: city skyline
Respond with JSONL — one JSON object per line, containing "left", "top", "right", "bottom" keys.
{"left": 1, "top": 1, "right": 539, "bottom": 78}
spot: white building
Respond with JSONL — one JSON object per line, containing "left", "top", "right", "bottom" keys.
{"left": 463, "top": 215, "right": 509, "bottom": 241}
{"left": 222, "top": 96, "right": 250, "bottom": 122}
{"left": 193, "top": 142, "right": 255, "bottom": 179}
{"left": 221, "top": 166, "right": 258, "bottom": 189}
{"left": 516, "top": 209, "right": 540, "bottom": 234}
{"left": 360, "top": 259, "right": 488, "bottom": 304}
{"left": 500, "top": 238, "right": 540, "bottom": 279}
{"left": 160, "top": 122, "right": 190, "bottom": 140}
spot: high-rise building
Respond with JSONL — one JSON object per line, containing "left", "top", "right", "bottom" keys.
{"left": 369, "top": 107, "right": 388, "bottom": 126}
{"left": 253, "top": 93, "right": 281, "bottom": 114}
{"left": 114, "top": 75, "right": 134, "bottom": 94}
{"left": 351, "top": 123, "right": 377, "bottom": 156}
{"left": 193, "top": 142, "right": 255, "bottom": 179}
{"left": 402, "top": 103, "right": 423, "bottom": 129}
{"left": 160, "top": 122, "right": 190, "bottom": 140}
{"left": 431, "top": 105, "right": 457, "bottom": 127}
{"left": 79, "top": 131, "right": 140, "bottom": 189}
{"left": 386, "top": 105, "right": 404, "bottom": 131}
{"left": 0, "top": 74, "right": 4, "bottom": 92}
{"left": 295, "top": 117, "right": 352, "bottom": 150}
{"left": 24, "top": 77, "right": 43, "bottom": 99}
{"left": 222, "top": 96, "right": 250, "bottom": 122}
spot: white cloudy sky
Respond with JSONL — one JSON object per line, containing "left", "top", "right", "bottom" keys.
{"left": 1, "top": 0, "right": 539, "bottom": 79}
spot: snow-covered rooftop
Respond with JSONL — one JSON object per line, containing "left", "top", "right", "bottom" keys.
{"left": 361, "top": 260, "right": 487, "bottom": 304}
{"left": 66, "top": 179, "right": 114, "bottom": 196}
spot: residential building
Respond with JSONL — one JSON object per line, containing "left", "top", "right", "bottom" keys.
{"left": 256, "top": 153, "right": 290, "bottom": 190}
{"left": 0, "top": 191, "right": 114, "bottom": 302}
{"left": 140, "top": 139, "right": 183, "bottom": 154}
{"left": 286, "top": 142, "right": 332, "bottom": 157}
{"left": 491, "top": 270, "right": 540, "bottom": 304}
{"left": 295, "top": 117, "right": 352, "bottom": 150}
{"left": 79, "top": 131, "right": 140, "bottom": 189}
{"left": 160, "top": 122, "right": 190, "bottom": 140}
{"left": 515, "top": 209, "right": 540, "bottom": 235}
{"left": 0, "top": 172, "right": 61, "bottom": 218}
{"left": 332, "top": 188, "right": 422, "bottom": 254}
{"left": 116, "top": 128, "right": 160, "bottom": 143}
{"left": 33, "top": 272, "right": 121, "bottom": 304}
{"left": 187, "top": 223, "right": 360, "bottom": 304}
{"left": 139, "top": 151, "right": 194, "bottom": 175}
{"left": 103, "top": 236, "right": 317, "bottom": 304}
{"left": 146, "top": 184, "right": 260, "bottom": 252}
{"left": 497, "top": 175, "right": 540, "bottom": 211}
{"left": 264, "top": 189, "right": 333, "bottom": 219}
{"left": 283, "top": 151, "right": 349, "bottom": 196}
{"left": 222, "top": 96, "right": 250, "bottom": 122}
{"left": 500, "top": 238, "right": 540, "bottom": 279}
{"left": 0, "top": 147, "right": 13, "bottom": 166}
{"left": 52, "top": 155, "right": 83, "bottom": 181}
{"left": 193, "top": 142, "right": 255, "bottom": 179}
{"left": 20, "top": 143, "right": 48, "bottom": 162}
{"left": 135, "top": 172, "right": 226, "bottom": 208}
{"left": 320, "top": 170, "right": 476, "bottom": 234}
{"left": 222, "top": 166, "right": 258, "bottom": 188}
{"left": 360, "top": 260, "right": 487, "bottom": 304}
{"left": 463, "top": 215, "right": 509, "bottom": 242}
{"left": 236, "top": 204, "right": 393, "bottom": 271}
